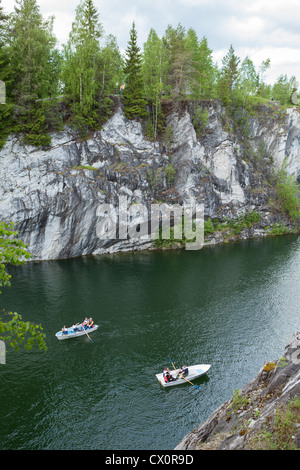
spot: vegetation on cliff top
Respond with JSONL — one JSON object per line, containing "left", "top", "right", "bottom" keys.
{"left": 0, "top": 0, "right": 299, "bottom": 147}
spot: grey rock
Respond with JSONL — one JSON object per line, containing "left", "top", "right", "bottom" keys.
{"left": 175, "top": 331, "right": 300, "bottom": 450}
{"left": 0, "top": 101, "right": 299, "bottom": 260}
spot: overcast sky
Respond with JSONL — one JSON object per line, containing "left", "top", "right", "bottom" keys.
{"left": 2, "top": 0, "right": 300, "bottom": 84}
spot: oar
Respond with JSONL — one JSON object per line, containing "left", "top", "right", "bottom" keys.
{"left": 178, "top": 373, "right": 201, "bottom": 390}
{"left": 169, "top": 358, "right": 200, "bottom": 391}
{"left": 170, "top": 358, "right": 178, "bottom": 374}
{"left": 82, "top": 323, "right": 93, "bottom": 342}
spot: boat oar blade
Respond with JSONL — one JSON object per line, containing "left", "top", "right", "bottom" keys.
{"left": 83, "top": 326, "right": 93, "bottom": 342}
{"left": 179, "top": 374, "right": 200, "bottom": 391}
{"left": 169, "top": 358, "right": 177, "bottom": 372}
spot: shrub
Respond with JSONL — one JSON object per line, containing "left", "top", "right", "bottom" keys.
{"left": 276, "top": 166, "right": 300, "bottom": 223}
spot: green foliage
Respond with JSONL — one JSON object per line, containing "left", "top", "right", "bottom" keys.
{"left": 228, "top": 389, "right": 249, "bottom": 412}
{"left": 267, "top": 223, "right": 292, "bottom": 236}
{"left": 1, "top": 1, "right": 299, "bottom": 148}
{"left": 0, "top": 103, "right": 13, "bottom": 149}
{"left": 239, "top": 56, "right": 259, "bottom": 103}
{"left": 217, "top": 45, "right": 241, "bottom": 107}
{"left": 275, "top": 165, "right": 300, "bottom": 222}
{"left": 195, "top": 35, "right": 217, "bottom": 99}
{"left": 153, "top": 213, "right": 197, "bottom": 250}
{"left": 272, "top": 74, "right": 297, "bottom": 106}
{"left": 98, "top": 34, "right": 124, "bottom": 123}
{"left": 143, "top": 28, "right": 165, "bottom": 97}
{"left": 62, "top": 0, "right": 103, "bottom": 129}
{"left": 8, "top": 0, "right": 58, "bottom": 145}
{"left": 0, "top": 221, "right": 47, "bottom": 352}
{"left": 162, "top": 124, "right": 173, "bottom": 151}
{"left": 204, "top": 211, "right": 261, "bottom": 237}
{"left": 0, "top": 1, "right": 13, "bottom": 147}
{"left": 0, "top": 312, "right": 47, "bottom": 352}
{"left": 143, "top": 28, "right": 168, "bottom": 136}
{"left": 164, "top": 163, "right": 176, "bottom": 187}
{"left": 0, "top": 221, "right": 31, "bottom": 291}
{"left": 192, "top": 106, "right": 208, "bottom": 137}
{"left": 204, "top": 218, "right": 215, "bottom": 235}
{"left": 250, "top": 399, "right": 300, "bottom": 450}
{"left": 123, "top": 22, "right": 148, "bottom": 120}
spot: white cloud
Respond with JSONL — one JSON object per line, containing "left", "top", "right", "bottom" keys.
{"left": 228, "top": 16, "right": 265, "bottom": 37}
{"left": 246, "top": 0, "right": 299, "bottom": 14}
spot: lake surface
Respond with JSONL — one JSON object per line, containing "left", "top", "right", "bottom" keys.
{"left": 0, "top": 235, "right": 300, "bottom": 450}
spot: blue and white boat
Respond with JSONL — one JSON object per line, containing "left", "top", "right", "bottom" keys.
{"left": 55, "top": 323, "right": 99, "bottom": 340}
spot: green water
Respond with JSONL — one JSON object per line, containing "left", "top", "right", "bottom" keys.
{"left": 0, "top": 235, "right": 300, "bottom": 450}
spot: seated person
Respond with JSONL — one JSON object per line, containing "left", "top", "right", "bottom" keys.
{"left": 62, "top": 325, "right": 68, "bottom": 335}
{"left": 87, "top": 317, "right": 94, "bottom": 329}
{"left": 163, "top": 367, "right": 176, "bottom": 382}
{"left": 177, "top": 365, "right": 189, "bottom": 378}
{"left": 72, "top": 323, "right": 80, "bottom": 332}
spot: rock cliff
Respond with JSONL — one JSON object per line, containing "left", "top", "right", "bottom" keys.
{"left": 175, "top": 331, "right": 300, "bottom": 450}
{"left": 0, "top": 99, "right": 300, "bottom": 260}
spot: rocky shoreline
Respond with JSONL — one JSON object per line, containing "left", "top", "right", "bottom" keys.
{"left": 175, "top": 331, "right": 300, "bottom": 450}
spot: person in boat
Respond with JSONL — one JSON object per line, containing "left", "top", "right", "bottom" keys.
{"left": 177, "top": 365, "right": 189, "bottom": 378}
{"left": 82, "top": 317, "right": 88, "bottom": 328}
{"left": 163, "top": 367, "right": 176, "bottom": 383}
{"left": 62, "top": 325, "right": 68, "bottom": 335}
{"left": 86, "top": 317, "right": 94, "bottom": 329}
{"left": 72, "top": 322, "right": 80, "bottom": 332}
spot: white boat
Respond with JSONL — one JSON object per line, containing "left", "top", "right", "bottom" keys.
{"left": 156, "top": 364, "right": 211, "bottom": 387}
{"left": 55, "top": 324, "right": 99, "bottom": 340}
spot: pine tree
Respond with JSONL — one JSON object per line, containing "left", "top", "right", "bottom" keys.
{"left": 142, "top": 28, "right": 168, "bottom": 138}
{"left": 143, "top": 28, "right": 165, "bottom": 99}
{"left": 197, "top": 36, "right": 217, "bottom": 99}
{"left": 184, "top": 28, "right": 201, "bottom": 97}
{"left": 0, "top": 0, "right": 12, "bottom": 148}
{"left": 239, "top": 56, "right": 259, "bottom": 103}
{"left": 221, "top": 44, "right": 241, "bottom": 92}
{"left": 98, "top": 34, "right": 124, "bottom": 123}
{"left": 217, "top": 44, "right": 240, "bottom": 107}
{"left": 62, "top": 0, "right": 103, "bottom": 131}
{"left": 162, "top": 23, "right": 188, "bottom": 96}
{"left": 8, "top": 0, "right": 58, "bottom": 145}
{"left": 272, "top": 74, "right": 294, "bottom": 106}
{"left": 0, "top": 0, "right": 8, "bottom": 63}
{"left": 123, "top": 21, "right": 147, "bottom": 120}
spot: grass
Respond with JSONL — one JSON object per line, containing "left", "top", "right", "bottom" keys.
{"left": 249, "top": 398, "right": 300, "bottom": 450}
{"left": 204, "top": 210, "right": 261, "bottom": 238}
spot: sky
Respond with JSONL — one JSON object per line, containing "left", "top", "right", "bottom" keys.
{"left": 2, "top": 0, "right": 300, "bottom": 84}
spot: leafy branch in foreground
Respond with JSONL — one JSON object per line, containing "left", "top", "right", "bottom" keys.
{"left": 0, "top": 221, "right": 47, "bottom": 352}
{"left": 0, "top": 221, "right": 31, "bottom": 291}
{"left": 0, "top": 311, "right": 47, "bottom": 351}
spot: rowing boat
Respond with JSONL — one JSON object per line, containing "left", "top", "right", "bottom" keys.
{"left": 156, "top": 364, "right": 211, "bottom": 387}
{"left": 55, "top": 324, "right": 99, "bottom": 340}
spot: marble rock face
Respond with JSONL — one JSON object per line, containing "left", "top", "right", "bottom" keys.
{"left": 1, "top": 102, "right": 300, "bottom": 260}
